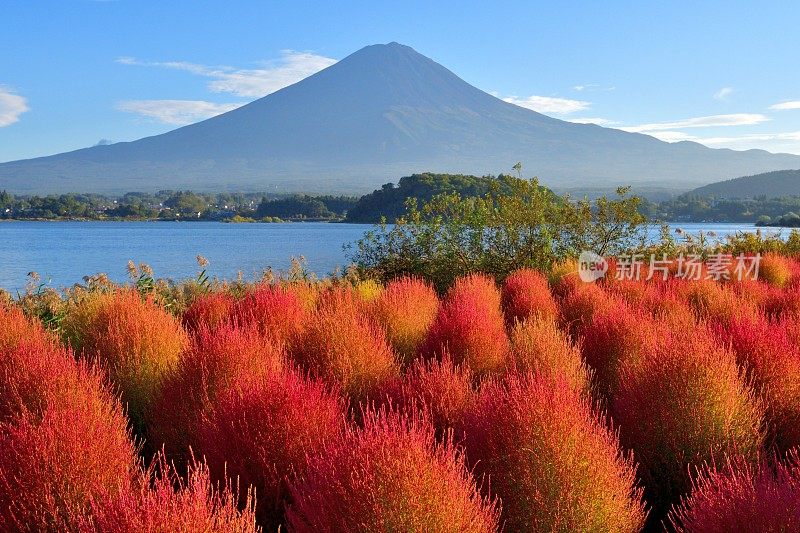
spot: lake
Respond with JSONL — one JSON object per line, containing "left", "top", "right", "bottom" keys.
{"left": 0, "top": 220, "right": 779, "bottom": 293}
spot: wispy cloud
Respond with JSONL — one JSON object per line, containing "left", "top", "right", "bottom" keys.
{"left": 116, "top": 50, "right": 337, "bottom": 98}
{"left": 567, "top": 117, "right": 617, "bottom": 126}
{"left": 116, "top": 99, "right": 243, "bottom": 125}
{"left": 503, "top": 95, "right": 591, "bottom": 115}
{"left": 769, "top": 100, "right": 800, "bottom": 111}
{"left": 664, "top": 131, "right": 800, "bottom": 153}
{"left": 0, "top": 86, "right": 29, "bottom": 127}
{"left": 572, "top": 84, "right": 615, "bottom": 92}
{"left": 713, "top": 87, "right": 733, "bottom": 101}
{"left": 621, "top": 113, "right": 769, "bottom": 134}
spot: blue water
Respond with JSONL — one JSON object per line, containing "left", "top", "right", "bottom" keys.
{"left": 0, "top": 220, "right": 781, "bottom": 293}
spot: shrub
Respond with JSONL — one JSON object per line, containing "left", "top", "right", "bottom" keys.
{"left": 199, "top": 369, "right": 346, "bottom": 529}
{"left": 669, "top": 452, "right": 800, "bottom": 532}
{"left": 286, "top": 408, "right": 499, "bottom": 532}
{"left": 508, "top": 317, "right": 591, "bottom": 397}
{"left": 0, "top": 340, "right": 138, "bottom": 531}
{"left": 63, "top": 289, "right": 188, "bottom": 433}
{"left": 0, "top": 305, "right": 51, "bottom": 352}
{"left": 558, "top": 281, "right": 617, "bottom": 336}
{"left": 501, "top": 268, "right": 559, "bottom": 324}
{"left": 678, "top": 279, "right": 757, "bottom": 325}
{"left": 293, "top": 289, "right": 399, "bottom": 404}
{"left": 612, "top": 330, "right": 764, "bottom": 518}
{"left": 371, "top": 276, "right": 439, "bottom": 364}
{"left": 77, "top": 457, "right": 258, "bottom": 532}
{"left": 228, "top": 285, "right": 308, "bottom": 349}
{"left": 580, "top": 304, "right": 660, "bottom": 401}
{"left": 422, "top": 274, "right": 509, "bottom": 377}
{"left": 713, "top": 316, "right": 800, "bottom": 451}
{"left": 377, "top": 355, "right": 474, "bottom": 438}
{"left": 181, "top": 291, "right": 235, "bottom": 333}
{"left": 758, "top": 253, "right": 792, "bottom": 288}
{"left": 463, "top": 373, "right": 646, "bottom": 532}
{"left": 148, "top": 322, "right": 284, "bottom": 462}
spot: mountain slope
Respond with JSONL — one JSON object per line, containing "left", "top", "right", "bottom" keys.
{"left": 2, "top": 42, "right": 800, "bottom": 194}
{"left": 690, "top": 169, "right": 800, "bottom": 198}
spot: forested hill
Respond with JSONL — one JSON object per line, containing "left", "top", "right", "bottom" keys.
{"left": 691, "top": 169, "right": 800, "bottom": 198}
{"left": 345, "top": 173, "right": 534, "bottom": 223}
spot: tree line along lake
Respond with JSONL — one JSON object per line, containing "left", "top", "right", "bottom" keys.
{"left": 0, "top": 220, "right": 769, "bottom": 294}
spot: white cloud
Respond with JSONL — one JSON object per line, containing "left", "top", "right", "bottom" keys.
{"left": 713, "top": 87, "right": 733, "bottom": 101}
{"left": 503, "top": 95, "right": 591, "bottom": 115}
{"left": 0, "top": 87, "right": 29, "bottom": 127}
{"left": 621, "top": 113, "right": 769, "bottom": 134}
{"left": 567, "top": 117, "right": 617, "bottom": 126}
{"left": 116, "top": 99, "right": 243, "bottom": 125}
{"left": 572, "top": 84, "right": 614, "bottom": 92}
{"left": 769, "top": 101, "right": 800, "bottom": 111}
{"left": 116, "top": 50, "right": 337, "bottom": 98}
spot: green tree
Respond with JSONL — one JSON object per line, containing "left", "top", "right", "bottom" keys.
{"left": 351, "top": 175, "right": 646, "bottom": 291}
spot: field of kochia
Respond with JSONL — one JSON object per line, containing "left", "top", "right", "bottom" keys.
{"left": 2, "top": 254, "right": 800, "bottom": 532}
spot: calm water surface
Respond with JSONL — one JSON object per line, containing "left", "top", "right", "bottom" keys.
{"left": 0, "top": 220, "right": 777, "bottom": 293}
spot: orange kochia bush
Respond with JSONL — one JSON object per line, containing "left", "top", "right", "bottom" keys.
{"left": 612, "top": 328, "right": 764, "bottom": 518}
{"left": 181, "top": 291, "right": 235, "bottom": 333}
{"left": 292, "top": 288, "right": 398, "bottom": 404}
{"left": 370, "top": 276, "right": 439, "bottom": 364}
{"left": 286, "top": 408, "right": 499, "bottom": 532}
{"left": 63, "top": 289, "right": 188, "bottom": 432}
{"left": 508, "top": 317, "right": 591, "bottom": 397}
{"left": 501, "top": 268, "right": 559, "bottom": 324}
{"left": 463, "top": 372, "right": 646, "bottom": 532}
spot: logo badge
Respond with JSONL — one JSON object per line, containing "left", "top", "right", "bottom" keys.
{"left": 578, "top": 251, "right": 608, "bottom": 282}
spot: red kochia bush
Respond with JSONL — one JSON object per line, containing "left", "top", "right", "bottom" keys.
{"left": 463, "top": 373, "right": 646, "bottom": 532}
{"left": 371, "top": 276, "right": 439, "bottom": 364}
{"left": 77, "top": 457, "right": 258, "bottom": 533}
{"left": 293, "top": 289, "right": 399, "bottom": 404}
{"left": 713, "top": 316, "right": 800, "bottom": 451}
{"left": 422, "top": 274, "right": 509, "bottom": 377}
{"left": 501, "top": 268, "right": 559, "bottom": 324}
{"left": 508, "top": 317, "right": 591, "bottom": 397}
{"left": 181, "top": 291, "right": 235, "bottom": 333}
{"left": 669, "top": 452, "right": 800, "bottom": 532}
{"left": 0, "top": 339, "right": 138, "bottom": 530}
{"left": 580, "top": 304, "right": 660, "bottom": 401}
{"left": 558, "top": 281, "right": 617, "bottom": 336}
{"left": 64, "top": 289, "right": 188, "bottom": 432}
{"left": 377, "top": 355, "right": 474, "bottom": 438}
{"left": 148, "top": 322, "right": 284, "bottom": 462}
{"left": 199, "top": 369, "right": 346, "bottom": 530}
{"left": 229, "top": 284, "right": 308, "bottom": 348}
{"left": 286, "top": 408, "right": 499, "bottom": 532}
{"left": 612, "top": 330, "right": 764, "bottom": 517}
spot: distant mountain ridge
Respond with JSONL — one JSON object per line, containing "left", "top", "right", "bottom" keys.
{"left": 2, "top": 42, "right": 800, "bottom": 194}
{"left": 690, "top": 169, "right": 800, "bottom": 198}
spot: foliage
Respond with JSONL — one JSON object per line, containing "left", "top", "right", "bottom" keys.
{"left": 463, "top": 372, "right": 647, "bottom": 533}
{"left": 286, "top": 407, "right": 500, "bottom": 532}
{"left": 352, "top": 175, "right": 646, "bottom": 290}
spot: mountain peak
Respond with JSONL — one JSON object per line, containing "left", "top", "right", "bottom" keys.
{"left": 2, "top": 43, "right": 800, "bottom": 194}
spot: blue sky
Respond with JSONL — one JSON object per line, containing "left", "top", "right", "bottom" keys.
{"left": 2, "top": 1, "right": 800, "bottom": 162}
